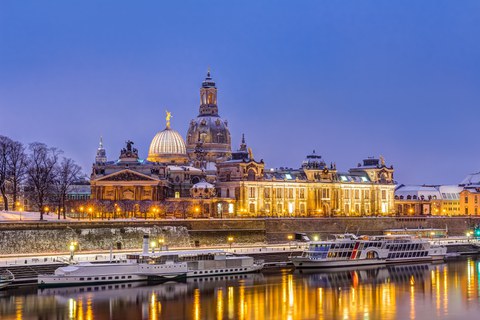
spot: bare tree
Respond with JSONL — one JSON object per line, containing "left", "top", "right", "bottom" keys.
{"left": 0, "top": 136, "right": 12, "bottom": 210}
{"left": 53, "top": 157, "right": 82, "bottom": 219}
{"left": 7, "top": 139, "right": 27, "bottom": 210}
{"left": 26, "top": 142, "right": 61, "bottom": 220}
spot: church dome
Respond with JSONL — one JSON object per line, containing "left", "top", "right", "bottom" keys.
{"left": 190, "top": 180, "right": 216, "bottom": 198}
{"left": 302, "top": 150, "right": 326, "bottom": 169}
{"left": 186, "top": 71, "right": 232, "bottom": 162}
{"left": 147, "top": 112, "right": 188, "bottom": 164}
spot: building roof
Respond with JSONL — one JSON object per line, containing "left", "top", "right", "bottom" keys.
{"left": 460, "top": 172, "right": 480, "bottom": 185}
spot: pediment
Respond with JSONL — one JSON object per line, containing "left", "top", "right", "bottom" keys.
{"left": 97, "top": 170, "right": 158, "bottom": 182}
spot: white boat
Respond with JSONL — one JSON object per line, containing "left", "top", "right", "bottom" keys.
{"left": 151, "top": 249, "right": 264, "bottom": 278}
{"left": 39, "top": 235, "right": 263, "bottom": 288}
{"left": 291, "top": 233, "right": 447, "bottom": 269}
{"left": 38, "top": 235, "right": 188, "bottom": 288}
{"left": 0, "top": 270, "right": 14, "bottom": 289}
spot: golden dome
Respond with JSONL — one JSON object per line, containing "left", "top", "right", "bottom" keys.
{"left": 147, "top": 111, "right": 188, "bottom": 164}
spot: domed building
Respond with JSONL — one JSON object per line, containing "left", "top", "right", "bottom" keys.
{"left": 147, "top": 112, "right": 189, "bottom": 164}
{"left": 186, "top": 71, "right": 232, "bottom": 164}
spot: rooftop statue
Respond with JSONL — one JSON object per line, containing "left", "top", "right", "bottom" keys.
{"left": 166, "top": 110, "right": 172, "bottom": 129}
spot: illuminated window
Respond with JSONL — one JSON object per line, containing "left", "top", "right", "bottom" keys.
{"left": 276, "top": 188, "right": 282, "bottom": 198}
{"left": 285, "top": 174, "right": 293, "bottom": 180}
{"left": 264, "top": 188, "right": 271, "bottom": 199}
{"left": 174, "top": 192, "right": 180, "bottom": 199}
{"left": 299, "top": 188, "right": 305, "bottom": 199}
{"left": 288, "top": 188, "right": 294, "bottom": 199}
{"left": 381, "top": 190, "right": 386, "bottom": 200}
{"left": 249, "top": 203, "right": 255, "bottom": 213}
{"left": 228, "top": 203, "right": 234, "bottom": 214}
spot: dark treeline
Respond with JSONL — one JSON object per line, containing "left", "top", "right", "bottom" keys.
{"left": 0, "top": 135, "right": 83, "bottom": 220}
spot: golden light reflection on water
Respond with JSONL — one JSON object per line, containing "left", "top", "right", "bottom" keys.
{"left": 5, "top": 260, "right": 480, "bottom": 319}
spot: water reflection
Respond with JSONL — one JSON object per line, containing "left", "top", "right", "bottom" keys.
{"left": 2, "top": 259, "right": 480, "bottom": 319}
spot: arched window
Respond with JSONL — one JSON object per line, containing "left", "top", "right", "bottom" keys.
{"left": 407, "top": 195, "right": 412, "bottom": 200}
{"left": 247, "top": 169, "right": 256, "bottom": 181}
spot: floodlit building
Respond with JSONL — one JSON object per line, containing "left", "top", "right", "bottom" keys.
{"left": 88, "top": 72, "right": 396, "bottom": 218}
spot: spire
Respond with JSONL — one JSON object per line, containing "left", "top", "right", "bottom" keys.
{"left": 95, "top": 136, "right": 107, "bottom": 164}
{"left": 239, "top": 133, "right": 247, "bottom": 152}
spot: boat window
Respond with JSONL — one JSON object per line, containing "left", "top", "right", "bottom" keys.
{"left": 114, "top": 276, "right": 119, "bottom": 279}
{"left": 128, "top": 276, "right": 131, "bottom": 279}
{"left": 108, "top": 277, "right": 112, "bottom": 280}
{"left": 80, "top": 278, "right": 84, "bottom": 281}
{"left": 87, "top": 278, "right": 92, "bottom": 281}
{"left": 101, "top": 277, "right": 105, "bottom": 280}
{"left": 121, "top": 276, "right": 125, "bottom": 279}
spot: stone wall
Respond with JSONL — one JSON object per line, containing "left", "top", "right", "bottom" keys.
{"left": 0, "top": 217, "right": 478, "bottom": 254}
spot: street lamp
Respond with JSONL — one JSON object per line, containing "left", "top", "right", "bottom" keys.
{"left": 150, "top": 241, "right": 157, "bottom": 254}
{"left": 88, "top": 207, "right": 93, "bottom": 220}
{"left": 227, "top": 236, "right": 234, "bottom": 248}
{"left": 69, "top": 241, "right": 77, "bottom": 262}
{"left": 158, "top": 238, "right": 165, "bottom": 250}
{"left": 79, "top": 206, "right": 84, "bottom": 220}
{"left": 287, "top": 234, "right": 294, "bottom": 247}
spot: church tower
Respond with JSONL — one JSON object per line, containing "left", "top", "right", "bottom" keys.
{"left": 95, "top": 137, "right": 107, "bottom": 164}
{"left": 186, "top": 71, "right": 232, "bottom": 164}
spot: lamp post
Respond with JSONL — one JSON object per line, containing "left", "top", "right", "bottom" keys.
{"left": 287, "top": 234, "right": 294, "bottom": 248}
{"left": 227, "top": 236, "right": 234, "bottom": 249}
{"left": 69, "top": 241, "right": 77, "bottom": 262}
{"left": 88, "top": 207, "right": 93, "bottom": 220}
{"left": 158, "top": 238, "right": 165, "bottom": 251}
{"left": 150, "top": 241, "right": 157, "bottom": 254}
{"left": 79, "top": 206, "right": 84, "bottom": 220}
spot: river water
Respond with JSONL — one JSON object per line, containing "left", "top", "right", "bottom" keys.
{"left": 2, "top": 257, "right": 480, "bottom": 319}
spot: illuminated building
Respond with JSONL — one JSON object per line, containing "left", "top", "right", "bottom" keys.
{"left": 459, "top": 172, "right": 480, "bottom": 215}
{"left": 395, "top": 185, "right": 462, "bottom": 216}
{"left": 89, "top": 71, "right": 396, "bottom": 217}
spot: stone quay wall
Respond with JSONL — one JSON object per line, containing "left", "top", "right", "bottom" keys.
{"left": 0, "top": 217, "right": 478, "bottom": 254}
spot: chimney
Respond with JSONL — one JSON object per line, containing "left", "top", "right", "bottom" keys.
{"left": 142, "top": 234, "right": 149, "bottom": 255}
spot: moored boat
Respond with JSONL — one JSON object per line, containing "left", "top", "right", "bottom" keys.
{"left": 291, "top": 233, "right": 446, "bottom": 269}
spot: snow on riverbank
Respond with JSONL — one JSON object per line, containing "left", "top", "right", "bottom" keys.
{"left": 0, "top": 211, "right": 73, "bottom": 221}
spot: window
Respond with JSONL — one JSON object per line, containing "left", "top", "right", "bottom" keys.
{"left": 277, "top": 203, "right": 283, "bottom": 214}
{"left": 226, "top": 189, "right": 230, "bottom": 198}
{"left": 264, "top": 188, "right": 271, "bottom": 199}
{"left": 299, "top": 188, "right": 305, "bottom": 199}
{"left": 465, "top": 196, "right": 468, "bottom": 203}
{"left": 276, "top": 188, "right": 283, "bottom": 198}
{"left": 175, "top": 191, "right": 180, "bottom": 199}
{"left": 300, "top": 203, "right": 305, "bottom": 214}
{"left": 249, "top": 203, "right": 255, "bottom": 213}
{"left": 355, "top": 190, "right": 360, "bottom": 199}
{"left": 249, "top": 187, "right": 255, "bottom": 198}
{"left": 381, "top": 190, "right": 386, "bottom": 200}
{"left": 288, "top": 188, "right": 294, "bottom": 199}
{"left": 344, "top": 190, "right": 350, "bottom": 199}
{"left": 322, "top": 188, "right": 329, "bottom": 199}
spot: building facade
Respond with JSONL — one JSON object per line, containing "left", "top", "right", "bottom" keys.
{"left": 88, "top": 72, "right": 396, "bottom": 218}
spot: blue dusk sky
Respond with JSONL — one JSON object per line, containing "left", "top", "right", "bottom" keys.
{"left": 1, "top": 1, "right": 479, "bottom": 185}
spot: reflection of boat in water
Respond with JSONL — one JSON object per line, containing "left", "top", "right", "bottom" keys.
{"left": 0, "top": 270, "right": 14, "bottom": 289}
{"left": 38, "top": 272, "right": 265, "bottom": 304}
{"left": 298, "top": 263, "right": 434, "bottom": 288}
{"left": 291, "top": 233, "right": 446, "bottom": 268}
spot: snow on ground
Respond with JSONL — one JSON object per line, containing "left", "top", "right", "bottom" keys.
{"left": 0, "top": 211, "right": 73, "bottom": 222}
